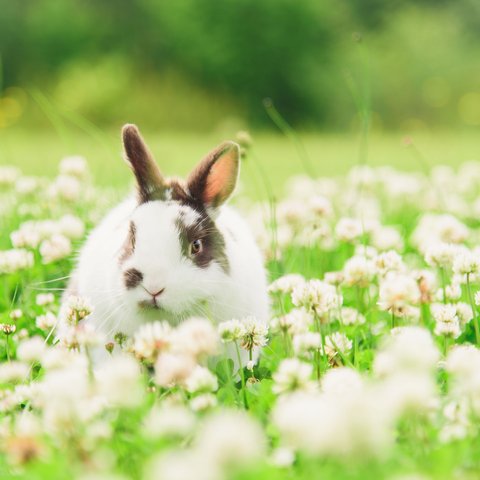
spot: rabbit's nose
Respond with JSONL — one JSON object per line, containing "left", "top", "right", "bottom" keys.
{"left": 145, "top": 287, "right": 165, "bottom": 298}
{"left": 143, "top": 287, "right": 165, "bottom": 299}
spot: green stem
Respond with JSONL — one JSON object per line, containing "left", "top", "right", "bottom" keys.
{"left": 85, "top": 346, "right": 94, "bottom": 383}
{"left": 443, "top": 336, "right": 449, "bottom": 357}
{"left": 234, "top": 342, "right": 249, "bottom": 409}
{"left": 354, "top": 333, "right": 359, "bottom": 368}
{"left": 440, "top": 267, "right": 447, "bottom": 304}
{"left": 391, "top": 310, "right": 396, "bottom": 330}
{"left": 466, "top": 274, "right": 480, "bottom": 344}
{"left": 5, "top": 335, "right": 10, "bottom": 362}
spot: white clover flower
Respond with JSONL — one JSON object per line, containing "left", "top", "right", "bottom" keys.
{"left": 371, "top": 226, "right": 404, "bottom": 251}
{"left": 59, "top": 156, "right": 89, "bottom": 179}
{"left": 323, "top": 271, "right": 345, "bottom": 286}
{"left": 292, "top": 332, "right": 321, "bottom": 358}
{"left": 154, "top": 352, "right": 195, "bottom": 388}
{"left": 184, "top": 366, "right": 218, "bottom": 394}
{"left": 309, "top": 195, "right": 333, "bottom": 219}
{"left": 445, "top": 344, "right": 480, "bottom": 378}
{"left": 143, "top": 405, "right": 196, "bottom": 439}
{"left": 373, "top": 327, "right": 439, "bottom": 377}
{"left": 335, "top": 218, "right": 364, "bottom": 242}
{"left": 36, "top": 311, "right": 57, "bottom": 330}
{"left": 16, "top": 337, "right": 46, "bottom": 363}
{"left": 455, "top": 302, "right": 473, "bottom": 326}
{"left": 60, "top": 323, "right": 105, "bottom": 349}
{"left": 239, "top": 316, "right": 268, "bottom": 351}
{"left": 343, "top": 255, "right": 376, "bottom": 287}
{"left": 413, "top": 269, "right": 437, "bottom": 303}
{"left": 276, "top": 199, "right": 311, "bottom": 228}
{"left": 60, "top": 295, "right": 93, "bottom": 326}
{"left": 10, "top": 228, "right": 41, "bottom": 249}
{"left": 273, "top": 358, "right": 314, "bottom": 395}
{"left": 431, "top": 303, "right": 461, "bottom": 338}
{"left": 132, "top": 321, "right": 172, "bottom": 363}
{"left": 272, "top": 389, "right": 394, "bottom": 458}
{"left": 39, "top": 234, "right": 72, "bottom": 264}
{"left": 269, "top": 447, "right": 295, "bottom": 468}
{"left": 374, "top": 250, "right": 405, "bottom": 276}
{"left": 424, "top": 242, "right": 459, "bottom": 268}
{"left": 96, "top": 355, "right": 143, "bottom": 408}
{"left": 291, "top": 279, "right": 341, "bottom": 317}
{"left": 14, "top": 411, "right": 42, "bottom": 438}
{"left": 0, "top": 362, "right": 29, "bottom": 383}
{"left": 269, "top": 308, "right": 313, "bottom": 335}
{"left": 268, "top": 273, "right": 305, "bottom": 295}
{"left": 324, "top": 332, "right": 352, "bottom": 360}
{"left": 0, "top": 249, "right": 34, "bottom": 274}
{"left": 190, "top": 393, "right": 218, "bottom": 412}
{"left": 147, "top": 450, "right": 219, "bottom": 480}
{"left": 218, "top": 319, "right": 246, "bottom": 342}
{"left": 381, "top": 372, "right": 437, "bottom": 415}
{"left": 453, "top": 250, "right": 480, "bottom": 278}
{"left": 0, "top": 323, "right": 16, "bottom": 335}
{"left": 338, "top": 306, "right": 365, "bottom": 326}
{"left": 49, "top": 174, "right": 82, "bottom": 201}
{"left": 414, "top": 214, "right": 469, "bottom": 254}
{"left": 321, "top": 367, "right": 364, "bottom": 396}
{"left": 355, "top": 244, "right": 378, "bottom": 259}
{"left": 378, "top": 272, "right": 420, "bottom": 316}
{"left": 439, "top": 400, "right": 471, "bottom": 443}
{"left": 58, "top": 214, "right": 85, "bottom": 239}
{"left": 40, "top": 346, "right": 83, "bottom": 371}
{"left": 173, "top": 317, "right": 219, "bottom": 360}
{"left": 195, "top": 410, "right": 266, "bottom": 468}
{"left": 0, "top": 166, "right": 21, "bottom": 186}
{"left": 35, "top": 293, "right": 55, "bottom": 306}
{"left": 15, "top": 176, "right": 39, "bottom": 195}
{"left": 9, "top": 309, "right": 23, "bottom": 320}
{"left": 435, "top": 283, "right": 462, "bottom": 302}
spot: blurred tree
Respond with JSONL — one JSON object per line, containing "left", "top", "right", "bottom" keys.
{"left": 0, "top": 0, "right": 479, "bottom": 129}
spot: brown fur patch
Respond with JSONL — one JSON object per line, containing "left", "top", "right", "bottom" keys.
{"left": 175, "top": 213, "right": 229, "bottom": 273}
{"left": 124, "top": 268, "right": 143, "bottom": 289}
{"left": 119, "top": 221, "right": 136, "bottom": 265}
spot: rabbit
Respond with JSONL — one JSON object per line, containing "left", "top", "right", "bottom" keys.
{"left": 62, "top": 124, "right": 270, "bottom": 362}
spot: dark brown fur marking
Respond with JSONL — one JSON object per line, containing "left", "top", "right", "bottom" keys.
{"left": 175, "top": 213, "right": 229, "bottom": 273}
{"left": 119, "top": 222, "right": 136, "bottom": 265}
{"left": 124, "top": 268, "right": 143, "bottom": 289}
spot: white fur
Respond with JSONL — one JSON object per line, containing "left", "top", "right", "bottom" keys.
{"left": 68, "top": 196, "right": 270, "bottom": 348}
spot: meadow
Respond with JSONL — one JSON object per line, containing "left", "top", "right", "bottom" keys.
{"left": 1, "top": 128, "right": 480, "bottom": 480}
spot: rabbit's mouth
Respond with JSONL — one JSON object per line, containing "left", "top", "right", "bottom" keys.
{"left": 138, "top": 300, "right": 165, "bottom": 311}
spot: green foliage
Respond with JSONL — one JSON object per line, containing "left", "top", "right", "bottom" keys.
{"left": 1, "top": 0, "right": 480, "bottom": 129}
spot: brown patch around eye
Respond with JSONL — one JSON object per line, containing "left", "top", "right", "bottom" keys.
{"left": 119, "top": 222, "right": 136, "bottom": 265}
{"left": 124, "top": 268, "right": 143, "bottom": 289}
{"left": 175, "top": 211, "right": 229, "bottom": 273}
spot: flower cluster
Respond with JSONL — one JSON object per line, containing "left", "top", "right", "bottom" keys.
{"left": 2, "top": 155, "right": 480, "bottom": 479}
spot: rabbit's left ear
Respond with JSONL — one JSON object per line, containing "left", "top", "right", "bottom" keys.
{"left": 122, "top": 124, "right": 167, "bottom": 203}
{"left": 187, "top": 141, "right": 240, "bottom": 208}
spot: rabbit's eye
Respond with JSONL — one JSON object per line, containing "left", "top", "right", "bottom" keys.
{"left": 190, "top": 239, "right": 203, "bottom": 255}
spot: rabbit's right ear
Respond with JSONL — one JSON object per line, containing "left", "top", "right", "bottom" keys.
{"left": 122, "top": 124, "right": 167, "bottom": 203}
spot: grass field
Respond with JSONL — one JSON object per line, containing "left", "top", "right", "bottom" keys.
{"left": 1, "top": 127, "right": 479, "bottom": 198}
{"left": 1, "top": 127, "right": 480, "bottom": 479}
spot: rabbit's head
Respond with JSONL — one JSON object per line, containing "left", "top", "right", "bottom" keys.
{"left": 118, "top": 124, "right": 240, "bottom": 318}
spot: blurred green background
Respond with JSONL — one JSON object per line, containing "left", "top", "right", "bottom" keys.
{"left": 0, "top": 0, "right": 479, "bottom": 188}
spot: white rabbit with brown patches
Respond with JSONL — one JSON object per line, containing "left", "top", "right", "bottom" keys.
{"left": 63, "top": 124, "right": 269, "bottom": 352}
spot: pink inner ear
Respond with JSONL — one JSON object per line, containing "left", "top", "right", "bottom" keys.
{"left": 204, "top": 153, "right": 237, "bottom": 205}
